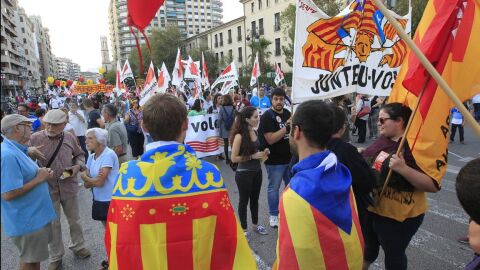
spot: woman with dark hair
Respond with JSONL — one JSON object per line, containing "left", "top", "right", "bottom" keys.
{"left": 188, "top": 99, "right": 206, "bottom": 116}
{"left": 361, "top": 103, "right": 440, "bottom": 270}
{"left": 219, "top": 94, "right": 235, "bottom": 164}
{"left": 208, "top": 93, "right": 223, "bottom": 114}
{"left": 124, "top": 99, "right": 144, "bottom": 158}
{"left": 230, "top": 106, "right": 269, "bottom": 238}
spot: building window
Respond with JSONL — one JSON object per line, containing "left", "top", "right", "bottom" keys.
{"left": 238, "top": 47, "right": 243, "bottom": 62}
{"left": 220, "top": 52, "right": 224, "bottom": 62}
{"left": 274, "top": 13, "right": 281, "bottom": 31}
{"left": 228, "top": 49, "right": 233, "bottom": 61}
{"left": 214, "top": 34, "right": 218, "bottom": 47}
{"left": 21, "top": 28, "right": 25, "bottom": 33}
{"left": 258, "top": 0, "right": 263, "bottom": 10}
{"left": 259, "top": 19, "right": 264, "bottom": 35}
{"left": 267, "top": 0, "right": 270, "bottom": 7}
{"left": 251, "top": 21, "right": 256, "bottom": 36}
{"left": 216, "top": 53, "right": 219, "bottom": 62}
{"left": 251, "top": 2, "right": 254, "bottom": 13}
{"left": 275, "top": 38, "right": 281, "bottom": 56}
{"left": 237, "top": 26, "right": 242, "bottom": 41}
{"left": 219, "top": 33, "right": 223, "bottom": 46}
{"left": 228, "top": 29, "right": 232, "bottom": 44}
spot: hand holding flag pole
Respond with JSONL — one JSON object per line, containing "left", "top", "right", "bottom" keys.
{"left": 372, "top": 0, "right": 480, "bottom": 203}
{"left": 371, "top": 0, "right": 480, "bottom": 136}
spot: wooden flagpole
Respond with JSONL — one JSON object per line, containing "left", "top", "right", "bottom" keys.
{"left": 372, "top": 0, "right": 480, "bottom": 203}
{"left": 372, "top": 0, "right": 480, "bottom": 135}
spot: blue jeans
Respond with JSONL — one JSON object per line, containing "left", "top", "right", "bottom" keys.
{"left": 266, "top": 164, "right": 291, "bottom": 216}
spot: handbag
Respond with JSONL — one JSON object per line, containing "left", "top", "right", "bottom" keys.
{"left": 357, "top": 101, "right": 371, "bottom": 118}
{"left": 92, "top": 200, "right": 110, "bottom": 221}
{"left": 124, "top": 109, "right": 139, "bottom": 133}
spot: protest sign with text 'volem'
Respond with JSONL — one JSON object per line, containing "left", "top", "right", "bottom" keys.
{"left": 292, "top": 0, "right": 410, "bottom": 102}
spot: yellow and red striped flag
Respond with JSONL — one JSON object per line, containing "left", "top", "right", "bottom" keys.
{"left": 389, "top": 0, "right": 480, "bottom": 182}
{"left": 105, "top": 144, "right": 256, "bottom": 270}
{"left": 273, "top": 152, "right": 364, "bottom": 270}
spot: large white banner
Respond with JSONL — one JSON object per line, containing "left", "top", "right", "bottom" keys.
{"left": 185, "top": 114, "right": 223, "bottom": 158}
{"left": 292, "top": 0, "right": 411, "bottom": 103}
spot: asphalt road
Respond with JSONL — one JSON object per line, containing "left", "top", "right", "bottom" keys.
{"left": 1, "top": 125, "right": 479, "bottom": 270}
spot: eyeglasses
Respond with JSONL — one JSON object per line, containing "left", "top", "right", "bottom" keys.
{"left": 378, "top": 117, "right": 393, "bottom": 125}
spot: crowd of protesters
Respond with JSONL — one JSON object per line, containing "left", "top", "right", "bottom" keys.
{"left": 1, "top": 85, "right": 479, "bottom": 270}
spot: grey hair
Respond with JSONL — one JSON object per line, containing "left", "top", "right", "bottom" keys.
{"left": 2, "top": 127, "right": 14, "bottom": 135}
{"left": 85, "top": 128, "right": 108, "bottom": 146}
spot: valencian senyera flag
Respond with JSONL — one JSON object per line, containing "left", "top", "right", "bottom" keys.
{"left": 389, "top": 0, "right": 480, "bottom": 183}
{"left": 105, "top": 144, "right": 256, "bottom": 270}
{"left": 292, "top": 0, "right": 411, "bottom": 102}
{"left": 273, "top": 151, "right": 364, "bottom": 270}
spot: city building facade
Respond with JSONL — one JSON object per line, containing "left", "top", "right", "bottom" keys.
{"left": 30, "top": 16, "right": 57, "bottom": 84}
{"left": 55, "top": 57, "right": 81, "bottom": 80}
{"left": 100, "top": 36, "right": 112, "bottom": 72}
{"left": 108, "top": 0, "right": 223, "bottom": 64}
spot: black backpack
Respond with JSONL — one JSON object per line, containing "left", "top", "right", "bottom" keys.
{"left": 223, "top": 106, "right": 234, "bottom": 130}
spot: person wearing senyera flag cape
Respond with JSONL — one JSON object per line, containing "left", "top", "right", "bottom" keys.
{"left": 139, "top": 62, "right": 158, "bottom": 106}
{"left": 273, "top": 100, "right": 364, "bottom": 270}
{"left": 105, "top": 94, "right": 256, "bottom": 269}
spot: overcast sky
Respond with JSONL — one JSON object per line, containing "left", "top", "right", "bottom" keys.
{"left": 18, "top": 0, "right": 244, "bottom": 72}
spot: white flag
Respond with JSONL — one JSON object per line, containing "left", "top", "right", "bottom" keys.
{"left": 274, "top": 62, "right": 285, "bottom": 86}
{"left": 115, "top": 60, "right": 124, "bottom": 94}
{"left": 157, "top": 62, "right": 171, "bottom": 94}
{"left": 139, "top": 62, "right": 158, "bottom": 106}
{"left": 183, "top": 56, "right": 201, "bottom": 80}
{"left": 211, "top": 62, "right": 238, "bottom": 90}
{"left": 201, "top": 52, "right": 210, "bottom": 89}
{"left": 250, "top": 52, "right": 261, "bottom": 86}
{"left": 220, "top": 80, "right": 238, "bottom": 95}
{"left": 172, "top": 48, "right": 184, "bottom": 86}
{"left": 121, "top": 59, "right": 135, "bottom": 83}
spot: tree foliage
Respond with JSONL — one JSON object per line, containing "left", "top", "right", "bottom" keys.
{"left": 186, "top": 47, "right": 220, "bottom": 78}
{"left": 247, "top": 37, "right": 273, "bottom": 75}
{"left": 104, "top": 69, "right": 116, "bottom": 85}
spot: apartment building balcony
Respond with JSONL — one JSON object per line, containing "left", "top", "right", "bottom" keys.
{"left": 0, "top": 67, "right": 20, "bottom": 76}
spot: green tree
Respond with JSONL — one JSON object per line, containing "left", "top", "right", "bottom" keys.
{"left": 281, "top": 4, "right": 295, "bottom": 67}
{"left": 392, "top": 0, "right": 428, "bottom": 35}
{"left": 248, "top": 37, "right": 273, "bottom": 75}
{"left": 104, "top": 68, "right": 116, "bottom": 85}
{"left": 128, "top": 25, "right": 183, "bottom": 78}
{"left": 311, "top": 0, "right": 342, "bottom": 16}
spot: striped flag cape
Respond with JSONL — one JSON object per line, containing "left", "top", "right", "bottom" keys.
{"left": 105, "top": 144, "right": 256, "bottom": 269}
{"left": 273, "top": 151, "right": 364, "bottom": 270}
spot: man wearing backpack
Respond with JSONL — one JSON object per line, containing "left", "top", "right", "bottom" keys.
{"left": 258, "top": 88, "right": 292, "bottom": 228}
{"left": 219, "top": 94, "right": 235, "bottom": 164}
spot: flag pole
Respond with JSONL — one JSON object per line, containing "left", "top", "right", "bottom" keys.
{"left": 371, "top": 0, "right": 480, "bottom": 136}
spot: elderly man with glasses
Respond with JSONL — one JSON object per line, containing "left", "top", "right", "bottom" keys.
{"left": 29, "top": 109, "right": 90, "bottom": 270}
{"left": 1, "top": 114, "right": 57, "bottom": 270}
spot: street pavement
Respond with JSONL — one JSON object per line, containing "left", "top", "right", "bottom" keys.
{"left": 1, "top": 125, "right": 479, "bottom": 270}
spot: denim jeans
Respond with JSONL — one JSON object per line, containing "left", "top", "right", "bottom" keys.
{"left": 266, "top": 164, "right": 291, "bottom": 216}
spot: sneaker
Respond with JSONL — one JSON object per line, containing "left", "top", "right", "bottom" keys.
{"left": 254, "top": 225, "right": 268, "bottom": 235}
{"left": 269, "top": 216, "right": 279, "bottom": 228}
{"left": 48, "top": 260, "right": 62, "bottom": 270}
{"left": 244, "top": 231, "right": 250, "bottom": 242}
{"left": 73, "top": 248, "right": 91, "bottom": 259}
{"left": 457, "top": 236, "right": 469, "bottom": 244}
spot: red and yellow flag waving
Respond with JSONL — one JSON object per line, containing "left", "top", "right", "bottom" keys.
{"left": 105, "top": 144, "right": 255, "bottom": 269}
{"left": 389, "top": 0, "right": 480, "bottom": 182}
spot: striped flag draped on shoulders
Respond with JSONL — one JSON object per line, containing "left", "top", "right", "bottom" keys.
{"left": 273, "top": 151, "right": 364, "bottom": 270}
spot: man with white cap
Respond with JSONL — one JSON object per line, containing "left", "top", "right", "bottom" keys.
{"left": 1, "top": 114, "right": 57, "bottom": 270}
{"left": 29, "top": 109, "right": 90, "bottom": 270}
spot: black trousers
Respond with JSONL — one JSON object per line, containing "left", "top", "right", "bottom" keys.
{"left": 234, "top": 169, "right": 262, "bottom": 230}
{"left": 128, "top": 131, "right": 145, "bottom": 158}
{"left": 77, "top": 136, "right": 89, "bottom": 161}
{"left": 450, "top": 124, "right": 464, "bottom": 142}
{"left": 223, "top": 138, "right": 230, "bottom": 162}
{"left": 355, "top": 118, "right": 367, "bottom": 143}
{"left": 364, "top": 212, "right": 424, "bottom": 270}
